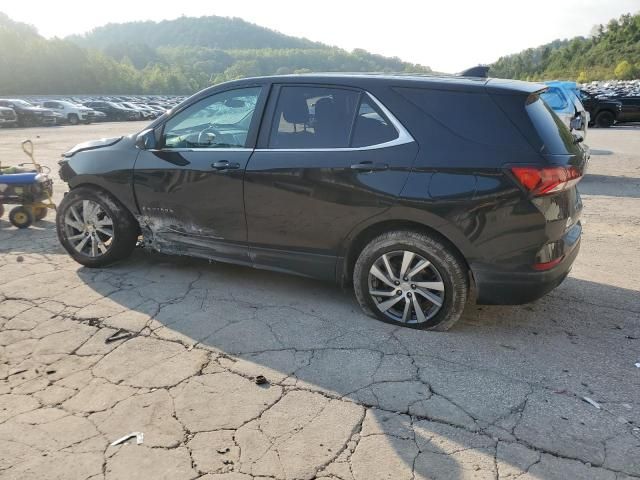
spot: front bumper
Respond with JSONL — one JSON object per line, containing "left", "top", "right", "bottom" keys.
{"left": 472, "top": 223, "right": 581, "bottom": 305}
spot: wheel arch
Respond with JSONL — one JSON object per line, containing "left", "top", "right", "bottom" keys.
{"left": 338, "top": 217, "right": 472, "bottom": 286}
{"left": 66, "top": 181, "right": 140, "bottom": 230}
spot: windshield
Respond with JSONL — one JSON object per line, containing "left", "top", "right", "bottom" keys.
{"left": 11, "top": 99, "right": 33, "bottom": 107}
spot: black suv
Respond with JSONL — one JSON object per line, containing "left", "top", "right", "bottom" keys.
{"left": 579, "top": 90, "right": 622, "bottom": 128}
{"left": 0, "top": 99, "right": 56, "bottom": 127}
{"left": 82, "top": 101, "right": 138, "bottom": 121}
{"left": 57, "top": 74, "right": 587, "bottom": 331}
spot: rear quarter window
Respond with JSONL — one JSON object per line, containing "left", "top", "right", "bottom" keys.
{"left": 393, "top": 87, "right": 531, "bottom": 149}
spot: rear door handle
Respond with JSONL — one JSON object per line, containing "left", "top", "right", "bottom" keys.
{"left": 211, "top": 160, "right": 240, "bottom": 170}
{"left": 350, "top": 161, "right": 389, "bottom": 172}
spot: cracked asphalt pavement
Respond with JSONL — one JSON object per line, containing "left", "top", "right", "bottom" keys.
{"left": 0, "top": 123, "right": 639, "bottom": 479}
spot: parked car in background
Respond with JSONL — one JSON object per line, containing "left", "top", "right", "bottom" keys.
{"left": 614, "top": 97, "right": 640, "bottom": 124}
{"left": 0, "top": 99, "right": 56, "bottom": 127}
{"left": 0, "top": 106, "right": 17, "bottom": 127}
{"left": 119, "top": 102, "right": 154, "bottom": 119}
{"left": 40, "top": 100, "right": 96, "bottom": 125}
{"left": 542, "top": 81, "right": 588, "bottom": 137}
{"left": 578, "top": 90, "right": 622, "bottom": 128}
{"left": 56, "top": 74, "right": 587, "bottom": 331}
{"left": 92, "top": 110, "right": 108, "bottom": 122}
{"left": 82, "top": 101, "right": 139, "bottom": 121}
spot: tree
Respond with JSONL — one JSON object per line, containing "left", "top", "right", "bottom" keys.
{"left": 577, "top": 71, "right": 589, "bottom": 83}
{"left": 614, "top": 60, "right": 635, "bottom": 80}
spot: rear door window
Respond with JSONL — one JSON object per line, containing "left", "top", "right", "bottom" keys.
{"left": 269, "top": 86, "right": 359, "bottom": 148}
{"left": 268, "top": 86, "right": 401, "bottom": 149}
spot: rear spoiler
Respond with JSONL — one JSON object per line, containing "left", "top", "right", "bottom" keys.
{"left": 486, "top": 78, "right": 548, "bottom": 96}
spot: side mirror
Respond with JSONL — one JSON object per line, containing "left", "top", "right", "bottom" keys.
{"left": 135, "top": 128, "right": 157, "bottom": 150}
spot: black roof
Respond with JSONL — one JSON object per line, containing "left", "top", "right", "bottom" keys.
{"left": 209, "top": 73, "right": 545, "bottom": 96}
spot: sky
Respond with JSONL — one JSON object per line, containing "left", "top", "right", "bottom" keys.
{"left": 1, "top": 0, "right": 639, "bottom": 72}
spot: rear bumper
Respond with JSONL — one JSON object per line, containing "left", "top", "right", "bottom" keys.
{"left": 472, "top": 230, "right": 581, "bottom": 305}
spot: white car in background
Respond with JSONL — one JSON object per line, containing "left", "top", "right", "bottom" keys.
{"left": 40, "top": 100, "right": 96, "bottom": 125}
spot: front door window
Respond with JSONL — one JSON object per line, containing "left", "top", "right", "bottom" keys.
{"left": 163, "top": 87, "right": 262, "bottom": 149}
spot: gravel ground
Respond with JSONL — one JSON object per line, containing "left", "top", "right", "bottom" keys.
{"left": 0, "top": 122, "right": 639, "bottom": 480}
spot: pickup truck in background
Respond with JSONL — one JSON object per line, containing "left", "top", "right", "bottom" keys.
{"left": 578, "top": 90, "right": 623, "bottom": 128}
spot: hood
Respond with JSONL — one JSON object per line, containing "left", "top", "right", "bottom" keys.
{"left": 62, "top": 136, "right": 123, "bottom": 158}
{"left": 22, "top": 106, "right": 54, "bottom": 114}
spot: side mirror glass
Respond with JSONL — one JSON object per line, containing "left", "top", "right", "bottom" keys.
{"left": 136, "top": 128, "right": 157, "bottom": 150}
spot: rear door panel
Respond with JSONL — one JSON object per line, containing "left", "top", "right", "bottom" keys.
{"left": 244, "top": 84, "right": 419, "bottom": 279}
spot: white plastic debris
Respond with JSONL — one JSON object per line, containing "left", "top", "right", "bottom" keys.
{"left": 634, "top": 362, "right": 640, "bottom": 368}
{"left": 110, "top": 432, "right": 144, "bottom": 446}
{"left": 582, "top": 396, "right": 601, "bottom": 410}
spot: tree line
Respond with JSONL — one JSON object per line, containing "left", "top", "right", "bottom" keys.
{"left": 0, "top": 13, "right": 431, "bottom": 95}
{"left": 491, "top": 13, "right": 640, "bottom": 82}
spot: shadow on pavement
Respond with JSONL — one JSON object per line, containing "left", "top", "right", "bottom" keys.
{"left": 68, "top": 248, "right": 639, "bottom": 478}
{"left": 580, "top": 173, "right": 640, "bottom": 198}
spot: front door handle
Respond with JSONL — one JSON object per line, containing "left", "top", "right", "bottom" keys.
{"left": 350, "top": 161, "right": 389, "bottom": 172}
{"left": 211, "top": 160, "right": 240, "bottom": 171}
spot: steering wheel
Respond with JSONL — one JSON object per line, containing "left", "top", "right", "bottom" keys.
{"left": 197, "top": 125, "right": 222, "bottom": 146}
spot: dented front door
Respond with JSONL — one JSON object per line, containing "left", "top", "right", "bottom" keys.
{"left": 133, "top": 86, "right": 265, "bottom": 264}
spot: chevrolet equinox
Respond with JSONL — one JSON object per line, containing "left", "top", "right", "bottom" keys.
{"left": 57, "top": 74, "right": 587, "bottom": 331}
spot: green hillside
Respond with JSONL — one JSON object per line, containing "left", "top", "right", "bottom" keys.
{"left": 67, "top": 16, "right": 321, "bottom": 50}
{"left": 491, "top": 12, "right": 640, "bottom": 81}
{"left": 0, "top": 13, "right": 431, "bottom": 95}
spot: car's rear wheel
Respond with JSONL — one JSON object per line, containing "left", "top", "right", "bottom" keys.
{"left": 56, "top": 187, "right": 138, "bottom": 267}
{"left": 595, "top": 111, "right": 615, "bottom": 128}
{"left": 353, "top": 230, "right": 468, "bottom": 331}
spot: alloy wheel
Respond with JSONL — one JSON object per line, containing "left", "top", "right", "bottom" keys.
{"left": 367, "top": 250, "right": 445, "bottom": 324}
{"left": 63, "top": 200, "right": 114, "bottom": 257}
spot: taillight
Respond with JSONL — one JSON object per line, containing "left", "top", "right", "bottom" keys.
{"left": 511, "top": 166, "right": 582, "bottom": 196}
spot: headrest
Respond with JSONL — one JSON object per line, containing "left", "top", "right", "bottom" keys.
{"left": 280, "top": 91, "right": 309, "bottom": 124}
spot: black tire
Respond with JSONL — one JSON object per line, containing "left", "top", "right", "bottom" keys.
{"left": 353, "top": 230, "right": 468, "bottom": 331}
{"left": 9, "top": 206, "right": 34, "bottom": 229}
{"left": 34, "top": 206, "right": 48, "bottom": 221}
{"left": 68, "top": 114, "right": 79, "bottom": 125}
{"left": 595, "top": 111, "right": 615, "bottom": 128}
{"left": 56, "top": 186, "right": 139, "bottom": 267}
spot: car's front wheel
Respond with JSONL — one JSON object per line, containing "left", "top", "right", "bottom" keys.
{"left": 353, "top": 230, "right": 468, "bottom": 331}
{"left": 56, "top": 187, "right": 138, "bottom": 267}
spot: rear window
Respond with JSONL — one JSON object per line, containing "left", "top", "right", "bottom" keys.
{"left": 525, "top": 94, "right": 581, "bottom": 155}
